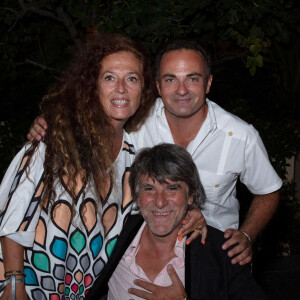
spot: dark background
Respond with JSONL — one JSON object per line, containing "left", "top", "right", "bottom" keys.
{"left": 0, "top": 1, "right": 300, "bottom": 298}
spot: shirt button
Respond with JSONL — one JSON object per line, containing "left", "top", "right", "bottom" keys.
{"left": 215, "top": 184, "right": 219, "bottom": 188}
{"left": 228, "top": 131, "right": 233, "bottom": 136}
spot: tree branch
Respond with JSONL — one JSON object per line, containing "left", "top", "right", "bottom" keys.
{"left": 56, "top": 6, "right": 82, "bottom": 50}
{"left": 16, "top": 1, "right": 82, "bottom": 49}
{"left": 16, "top": 59, "right": 60, "bottom": 79}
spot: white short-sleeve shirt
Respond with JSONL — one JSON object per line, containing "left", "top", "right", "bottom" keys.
{"left": 130, "top": 98, "right": 282, "bottom": 231}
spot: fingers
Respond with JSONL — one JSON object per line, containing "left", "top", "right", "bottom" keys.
{"left": 178, "top": 209, "right": 206, "bottom": 240}
{"left": 185, "top": 229, "right": 201, "bottom": 245}
{"left": 232, "top": 247, "right": 252, "bottom": 265}
{"left": 167, "top": 264, "right": 181, "bottom": 285}
{"left": 223, "top": 228, "right": 235, "bottom": 239}
{"left": 201, "top": 225, "right": 208, "bottom": 244}
{"left": 222, "top": 229, "right": 252, "bottom": 265}
{"left": 27, "top": 128, "right": 42, "bottom": 141}
{"left": 27, "top": 116, "right": 47, "bottom": 142}
{"left": 128, "top": 287, "right": 153, "bottom": 299}
{"left": 128, "top": 279, "right": 156, "bottom": 300}
{"left": 133, "top": 279, "right": 157, "bottom": 291}
{"left": 222, "top": 230, "right": 249, "bottom": 250}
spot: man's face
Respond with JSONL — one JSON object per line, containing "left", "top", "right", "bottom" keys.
{"left": 137, "top": 176, "right": 193, "bottom": 237}
{"left": 156, "top": 49, "right": 213, "bottom": 119}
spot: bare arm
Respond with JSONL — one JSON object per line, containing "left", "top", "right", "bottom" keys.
{"left": 27, "top": 116, "right": 47, "bottom": 141}
{"left": 0, "top": 237, "right": 27, "bottom": 299}
{"left": 222, "top": 190, "right": 280, "bottom": 265}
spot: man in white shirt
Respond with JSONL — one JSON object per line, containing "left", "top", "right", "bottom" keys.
{"left": 129, "top": 39, "right": 282, "bottom": 265}
{"left": 27, "top": 38, "right": 282, "bottom": 265}
{"left": 86, "top": 144, "right": 265, "bottom": 300}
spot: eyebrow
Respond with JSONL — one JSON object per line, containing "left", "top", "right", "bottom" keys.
{"left": 167, "top": 183, "right": 182, "bottom": 189}
{"left": 186, "top": 72, "right": 202, "bottom": 77}
{"left": 102, "top": 71, "right": 140, "bottom": 76}
{"left": 160, "top": 72, "right": 203, "bottom": 79}
{"left": 139, "top": 183, "right": 154, "bottom": 188}
{"left": 160, "top": 73, "right": 176, "bottom": 79}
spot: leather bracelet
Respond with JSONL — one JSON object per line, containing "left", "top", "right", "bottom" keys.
{"left": 4, "top": 270, "right": 25, "bottom": 278}
{"left": 241, "top": 231, "right": 252, "bottom": 244}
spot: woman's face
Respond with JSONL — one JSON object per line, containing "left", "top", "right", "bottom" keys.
{"left": 98, "top": 51, "right": 144, "bottom": 130}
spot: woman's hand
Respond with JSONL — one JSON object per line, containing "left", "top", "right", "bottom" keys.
{"left": 178, "top": 208, "right": 207, "bottom": 245}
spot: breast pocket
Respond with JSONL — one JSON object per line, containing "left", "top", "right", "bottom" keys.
{"left": 199, "top": 170, "right": 238, "bottom": 206}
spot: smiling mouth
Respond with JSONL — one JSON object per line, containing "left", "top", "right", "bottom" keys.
{"left": 111, "top": 99, "right": 129, "bottom": 105}
{"left": 152, "top": 211, "right": 171, "bottom": 216}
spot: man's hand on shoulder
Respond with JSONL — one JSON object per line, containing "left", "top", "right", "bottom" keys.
{"left": 27, "top": 115, "right": 47, "bottom": 141}
{"left": 222, "top": 229, "right": 252, "bottom": 265}
{"left": 128, "top": 264, "right": 186, "bottom": 300}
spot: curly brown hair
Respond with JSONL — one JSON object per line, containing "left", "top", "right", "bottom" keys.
{"left": 38, "top": 34, "right": 156, "bottom": 209}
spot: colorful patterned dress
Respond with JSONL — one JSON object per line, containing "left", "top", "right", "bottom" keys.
{"left": 0, "top": 133, "right": 135, "bottom": 299}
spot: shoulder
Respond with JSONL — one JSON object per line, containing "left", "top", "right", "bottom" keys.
{"left": 208, "top": 100, "right": 259, "bottom": 142}
{"left": 130, "top": 98, "right": 162, "bottom": 134}
{"left": 190, "top": 225, "right": 231, "bottom": 257}
{"left": 204, "top": 225, "right": 227, "bottom": 248}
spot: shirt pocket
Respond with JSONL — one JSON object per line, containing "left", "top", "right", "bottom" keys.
{"left": 199, "top": 170, "right": 238, "bottom": 205}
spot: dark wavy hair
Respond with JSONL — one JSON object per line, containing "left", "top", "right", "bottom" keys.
{"left": 36, "top": 34, "right": 156, "bottom": 209}
{"left": 129, "top": 143, "right": 205, "bottom": 210}
{"left": 154, "top": 39, "right": 212, "bottom": 80}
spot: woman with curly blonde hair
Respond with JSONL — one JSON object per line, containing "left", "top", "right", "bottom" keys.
{"left": 0, "top": 34, "right": 156, "bottom": 299}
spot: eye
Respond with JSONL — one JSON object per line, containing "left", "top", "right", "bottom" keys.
{"left": 104, "top": 75, "right": 114, "bottom": 81}
{"left": 128, "top": 76, "right": 138, "bottom": 82}
{"left": 140, "top": 185, "right": 155, "bottom": 192}
{"left": 188, "top": 76, "right": 199, "bottom": 82}
{"left": 166, "top": 184, "right": 181, "bottom": 192}
{"left": 144, "top": 187, "right": 155, "bottom": 191}
{"left": 164, "top": 77, "right": 176, "bottom": 83}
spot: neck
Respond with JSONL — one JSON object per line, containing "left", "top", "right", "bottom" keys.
{"left": 135, "top": 225, "right": 179, "bottom": 282}
{"left": 165, "top": 103, "right": 208, "bottom": 148}
{"left": 111, "top": 123, "right": 124, "bottom": 160}
{"left": 141, "top": 225, "right": 179, "bottom": 258}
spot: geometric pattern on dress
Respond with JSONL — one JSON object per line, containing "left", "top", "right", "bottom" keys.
{"left": 51, "top": 200, "right": 72, "bottom": 235}
{"left": 79, "top": 199, "right": 97, "bottom": 237}
{"left": 102, "top": 203, "right": 118, "bottom": 236}
{"left": 18, "top": 174, "right": 45, "bottom": 232}
{"left": 0, "top": 137, "right": 136, "bottom": 299}
{"left": 123, "top": 141, "right": 135, "bottom": 154}
{"left": 121, "top": 167, "right": 133, "bottom": 212}
{"left": 105, "top": 235, "right": 118, "bottom": 259}
{"left": 0, "top": 150, "right": 39, "bottom": 227}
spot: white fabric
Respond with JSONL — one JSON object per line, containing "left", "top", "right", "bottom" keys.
{"left": 0, "top": 133, "right": 135, "bottom": 299}
{"left": 130, "top": 98, "right": 282, "bottom": 231}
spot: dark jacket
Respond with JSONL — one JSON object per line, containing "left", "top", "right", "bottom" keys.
{"left": 86, "top": 214, "right": 265, "bottom": 300}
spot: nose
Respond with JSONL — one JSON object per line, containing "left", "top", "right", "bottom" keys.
{"left": 176, "top": 80, "right": 188, "bottom": 95}
{"left": 116, "top": 78, "right": 127, "bottom": 94}
{"left": 153, "top": 190, "right": 168, "bottom": 208}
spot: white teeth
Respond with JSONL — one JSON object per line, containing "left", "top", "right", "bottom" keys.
{"left": 153, "top": 212, "right": 170, "bottom": 216}
{"left": 112, "top": 100, "right": 128, "bottom": 105}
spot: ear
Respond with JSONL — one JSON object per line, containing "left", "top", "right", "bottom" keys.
{"left": 205, "top": 75, "right": 213, "bottom": 94}
{"left": 156, "top": 80, "right": 162, "bottom": 96}
{"left": 188, "top": 196, "right": 193, "bottom": 206}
